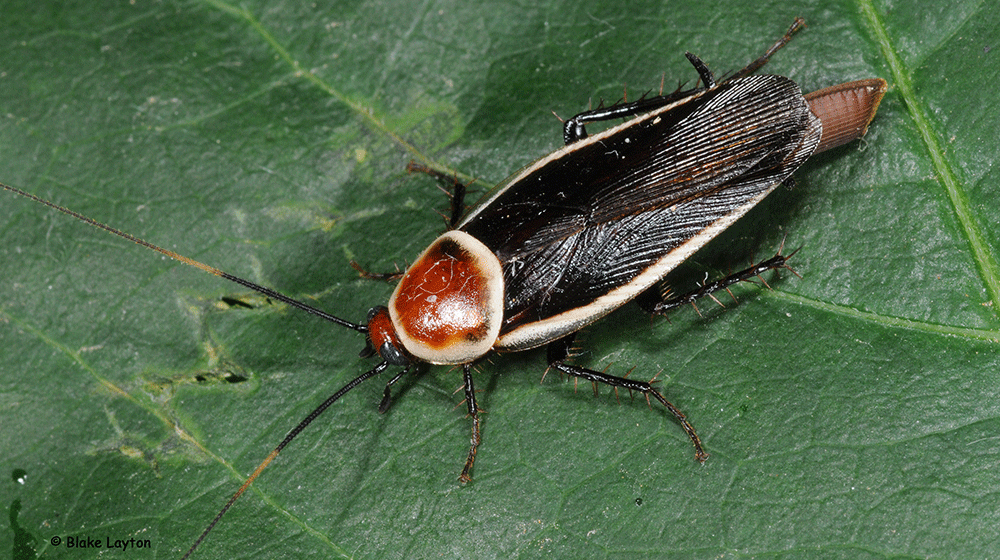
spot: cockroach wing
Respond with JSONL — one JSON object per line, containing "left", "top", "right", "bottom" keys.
{"left": 460, "top": 74, "right": 821, "bottom": 351}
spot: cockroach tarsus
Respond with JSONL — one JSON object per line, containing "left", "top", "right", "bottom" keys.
{"left": 1, "top": 18, "right": 887, "bottom": 559}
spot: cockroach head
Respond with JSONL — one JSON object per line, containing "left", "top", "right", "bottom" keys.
{"left": 365, "top": 306, "right": 410, "bottom": 366}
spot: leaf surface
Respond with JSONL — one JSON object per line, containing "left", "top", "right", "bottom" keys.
{"left": 2, "top": 1, "right": 998, "bottom": 558}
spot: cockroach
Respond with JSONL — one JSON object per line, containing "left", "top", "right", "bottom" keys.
{"left": 1, "top": 18, "right": 886, "bottom": 558}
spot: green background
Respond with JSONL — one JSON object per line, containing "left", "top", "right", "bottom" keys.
{"left": 2, "top": 0, "right": 998, "bottom": 558}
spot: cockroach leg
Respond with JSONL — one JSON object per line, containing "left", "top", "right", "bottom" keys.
{"left": 351, "top": 260, "right": 405, "bottom": 281}
{"left": 725, "top": 17, "right": 805, "bottom": 82}
{"left": 562, "top": 82, "right": 692, "bottom": 144}
{"left": 406, "top": 161, "right": 469, "bottom": 227}
{"left": 545, "top": 335, "right": 708, "bottom": 463}
{"left": 459, "top": 363, "right": 482, "bottom": 483}
{"left": 353, "top": 162, "right": 474, "bottom": 280}
{"left": 378, "top": 367, "right": 412, "bottom": 413}
{"left": 684, "top": 51, "right": 716, "bottom": 88}
{"left": 562, "top": 17, "right": 805, "bottom": 145}
{"left": 645, "top": 243, "right": 802, "bottom": 316}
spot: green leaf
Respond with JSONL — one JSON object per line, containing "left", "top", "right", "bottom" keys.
{"left": 2, "top": 1, "right": 998, "bottom": 558}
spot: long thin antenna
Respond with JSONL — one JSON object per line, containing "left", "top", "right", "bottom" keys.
{"left": 1, "top": 182, "right": 367, "bottom": 333}
{"left": 2, "top": 181, "right": 395, "bottom": 557}
{"left": 180, "top": 361, "right": 391, "bottom": 559}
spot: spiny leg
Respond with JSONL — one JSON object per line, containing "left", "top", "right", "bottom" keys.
{"left": 350, "top": 162, "right": 470, "bottom": 280}
{"left": 723, "top": 17, "right": 805, "bottom": 83}
{"left": 350, "top": 260, "right": 404, "bottom": 281}
{"left": 561, "top": 85, "right": 698, "bottom": 144}
{"left": 546, "top": 335, "right": 708, "bottom": 463}
{"left": 561, "top": 18, "right": 805, "bottom": 144}
{"left": 642, "top": 243, "right": 800, "bottom": 316}
{"left": 406, "top": 161, "right": 468, "bottom": 228}
{"left": 378, "top": 367, "right": 412, "bottom": 413}
{"left": 459, "top": 363, "right": 482, "bottom": 483}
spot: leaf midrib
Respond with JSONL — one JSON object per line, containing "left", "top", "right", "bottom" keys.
{"left": 860, "top": 0, "right": 1000, "bottom": 317}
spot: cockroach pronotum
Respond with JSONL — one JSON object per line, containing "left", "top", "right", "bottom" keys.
{"left": 2, "top": 18, "right": 886, "bottom": 558}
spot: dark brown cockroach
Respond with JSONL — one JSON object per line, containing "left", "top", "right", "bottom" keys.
{"left": 1, "top": 18, "right": 886, "bottom": 558}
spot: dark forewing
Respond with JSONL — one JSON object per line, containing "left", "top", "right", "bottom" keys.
{"left": 460, "top": 74, "right": 820, "bottom": 349}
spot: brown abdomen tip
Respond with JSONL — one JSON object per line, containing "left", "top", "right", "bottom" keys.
{"left": 805, "top": 78, "right": 888, "bottom": 154}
